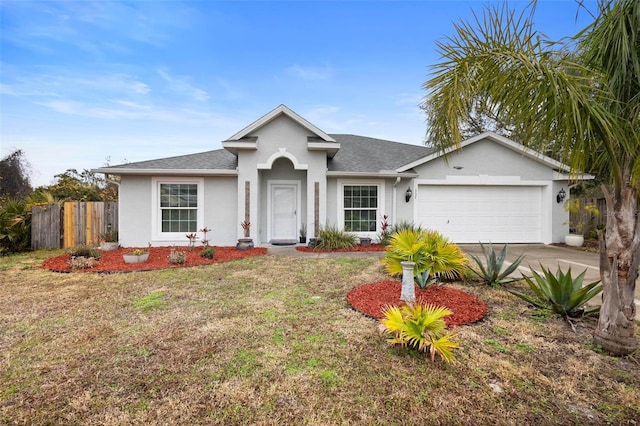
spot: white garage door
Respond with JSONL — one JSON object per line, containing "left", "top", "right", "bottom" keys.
{"left": 417, "top": 185, "right": 542, "bottom": 243}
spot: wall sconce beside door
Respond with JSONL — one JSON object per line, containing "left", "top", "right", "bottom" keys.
{"left": 405, "top": 187, "right": 413, "bottom": 203}
{"left": 556, "top": 188, "right": 566, "bottom": 204}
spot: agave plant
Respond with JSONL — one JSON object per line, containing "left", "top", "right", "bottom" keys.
{"left": 382, "top": 228, "right": 467, "bottom": 282}
{"left": 379, "top": 303, "right": 459, "bottom": 363}
{"left": 468, "top": 242, "right": 524, "bottom": 287}
{"left": 508, "top": 264, "right": 603, "bottom": 317}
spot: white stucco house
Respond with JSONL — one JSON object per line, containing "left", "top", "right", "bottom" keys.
{"left": 94, "top": 104, "right": 579, "bottom": 247}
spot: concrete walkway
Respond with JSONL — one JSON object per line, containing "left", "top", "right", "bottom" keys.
{"left": 266, "top": 243, "right": 639, "bottom": 318}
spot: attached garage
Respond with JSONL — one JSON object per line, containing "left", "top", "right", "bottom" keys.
{"left": 416, "top": 185, "right": 543, "bottom": 243}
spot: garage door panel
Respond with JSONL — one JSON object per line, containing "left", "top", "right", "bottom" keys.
{"left": 417, "top": 185, "right": 542, "bottom": 243}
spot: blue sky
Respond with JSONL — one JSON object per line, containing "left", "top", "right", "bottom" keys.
{"left": 1, "top": 0, "right": 597, "bottom": 187}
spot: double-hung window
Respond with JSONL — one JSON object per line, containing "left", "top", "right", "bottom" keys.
{"left": 160, "top": 183, "right": 198, "bottom": 232}
{"left": 343, "top": 184, "right": 379, "bottom": 232}
{"left": 153, "top": 178, "right": 203, "bottom": 239}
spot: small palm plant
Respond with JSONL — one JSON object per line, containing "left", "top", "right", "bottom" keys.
{"left": 379, "top": 303, "right": 459, "bottom": 363}
{"left": 382, "top": 228, "right": 467, "bottom": 283}
{"left": 508, "top": 265, "right": 602, "bottom": 318}
{"left": 468, "top": 242, "right": 524, "bottom": 287}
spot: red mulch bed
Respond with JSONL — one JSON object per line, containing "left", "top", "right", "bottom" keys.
{"left": 43, "top": 246, "right": 267, "bottom": 273}
{"left": 296, "top": 244, "right": 386, "bottom": 253}
{"left": 347, "top": 280, "right": 488, "bottom": 326}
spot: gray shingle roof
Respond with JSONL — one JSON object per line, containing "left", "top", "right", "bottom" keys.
{"left": 105, "top": 149, "right": 237, "bottom": 170}
{"left": 101, "top": 134, "right": 433, "bottom": 174}
{"left": 328, "top": 134, "right": 433, "bottom": 173}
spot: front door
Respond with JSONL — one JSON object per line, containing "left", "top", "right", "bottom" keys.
{"left": 271, "top": 184, "right": 297, "bottom": 240}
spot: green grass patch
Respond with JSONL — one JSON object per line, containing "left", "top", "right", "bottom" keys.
{"left": 131, "top": 291, "right": 166, "bottom": 312}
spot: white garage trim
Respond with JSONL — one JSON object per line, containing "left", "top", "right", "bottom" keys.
{"left": 414, "top": 178, "right": 553, "bottom": 244}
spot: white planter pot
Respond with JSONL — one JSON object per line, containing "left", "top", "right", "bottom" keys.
{"left": 100, "top": 242, "right": 119, "bottom": 251}
{"left": 564, "top": 234, "right": 584, "bottom": 247}
{"left": 236, "top": 238, "right": 254, "bottom": 251}
{"left": 123, "top": 253, "right": 149, "bottom": 263}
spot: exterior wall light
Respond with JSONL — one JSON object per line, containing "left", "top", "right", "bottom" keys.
{"left": 557, "top": 188, "right": 566, "bottom": 204}
{"left": 405, "top": 187, "right": 413, "bottom": 203}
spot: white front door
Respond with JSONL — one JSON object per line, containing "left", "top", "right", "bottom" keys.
{"left": 270, "top": 184, "right": 297, "bottom": 240}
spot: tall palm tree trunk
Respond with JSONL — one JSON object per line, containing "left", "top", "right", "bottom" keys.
{"left": 594, "top": 168, "right": 640, "bottom": 355}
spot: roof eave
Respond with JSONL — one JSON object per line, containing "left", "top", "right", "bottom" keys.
{"left": 221, "top": 141, "right": 258, "bottom": 155}
{"left": 553, "top": 171, "right": 595, "bottom": 181}
{"left": 396, "top": 131, "right": 573, "bottom": 173}
{"left": 326, "top": 171, "right": 419, "bottom": 178}
{"left": 307, "top": 142, "right": 341, "bottom": 158}
{"left": 92, "top": 168, "right": 238, "bottom": 176}
{"left": 227, "top": 104, "right": 336, "bottom": 142}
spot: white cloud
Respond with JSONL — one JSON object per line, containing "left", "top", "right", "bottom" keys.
{"left": 286, "top": 65, "right": 333, "bottom": 81}
{"left": 157, "top": 68, "right": 209, "bottom": 102}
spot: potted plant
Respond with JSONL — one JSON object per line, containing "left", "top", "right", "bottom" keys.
{"left": 237, "top": 220, "right": 254, "bottom": 250}
{"left": 99, "top": 230, "right": 119, "bottom": 251}
{"left": 123, "top": 243, "right": 150, "bottom": 263}
{"left": 359, "top": 236, "right": 372, "bottom": 247}
{"left": 564, "top": 199, "right": 600, "bottom": 247}
{"left": 299, "top": 223, "right": 307, "bottom": 244}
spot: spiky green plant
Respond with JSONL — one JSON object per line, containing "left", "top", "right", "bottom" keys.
{"left": 379, "top": 303, "right": 459, "bottom": 363}
{"left": 390, "top": 220, "right": 423, "bottom": 235}
{"left": 468, "top": 242, "right": 524, "bottom": 287}
{"left": 316, "top": 224, "right": 356, "bottom": 250}
{"left": 508, "top": 264, "right": 603, "bottom": 317}
{"left": 382, "top": 228, "right": 467, "bottom": 281}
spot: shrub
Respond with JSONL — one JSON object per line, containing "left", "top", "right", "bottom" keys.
{"left": 98, "top": 230, "right": 118, "bottom": 243}
{"left": 200, "top": 247, "right": 215, "bottom": 259}
{"left": 468, "top": 242, "right": 524, "bottom": 287}
{"left": 168, "top": 247, "right": 186, "bottom": 264}
{"left": 377, "top": 214, "right": 392, "bottom": 246}
{"left": 382, "top": 228, "right": 467, "bottom": 283}
{"left": 507, "top": 264, "right": 602, "bottom": 317}
{"left": 390, "top": 220, "right": 423, "bottom": 235}
{"left": 379, "top": 303, "right": 459, "bottom": 363}
{"left": 316, "top": 224, "right": 356, "bottom": 250}
{"left": 0, "top": 198, "right": 31, "bottom": 254}
{"left": 70, "top": 256, "right": 96, "bottom": 270}
{"left": 69, "top": 244, "right": 102, "bottom": 260}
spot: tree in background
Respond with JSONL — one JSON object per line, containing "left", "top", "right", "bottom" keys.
{"left": 0, "top": 150, "right": 32, "bottom": 200}
{"left": 423, "top": 1, "right": 639, "bottom": 355}
{"left": 38, "top": 168, "right": 118, "bottom": 202}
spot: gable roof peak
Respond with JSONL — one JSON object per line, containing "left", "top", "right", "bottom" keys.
{"left": 225, "top": 104, "right": 336, "bottom": 143}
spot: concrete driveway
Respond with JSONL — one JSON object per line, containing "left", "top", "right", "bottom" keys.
{"left": 459, "top": 244, "right": 640, "bottom": 318}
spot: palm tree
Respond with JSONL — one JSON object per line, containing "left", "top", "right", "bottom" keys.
{"left": 423, "top": 1, "right": 639, "bottom": 355}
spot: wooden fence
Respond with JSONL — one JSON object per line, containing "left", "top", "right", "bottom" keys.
{"left": 31, "top": 202, "right": 118, "bottom": 250}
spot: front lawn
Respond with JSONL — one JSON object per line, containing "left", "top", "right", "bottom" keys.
{"left": 1, "top": 252, "right": 638, "bottom": 424}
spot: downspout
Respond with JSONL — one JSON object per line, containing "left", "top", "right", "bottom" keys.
{"left": 105, "top": 176, "right": 120, "bottom": 238}
{"left": 392, "top": 176, "right": 401, "bottom": 225}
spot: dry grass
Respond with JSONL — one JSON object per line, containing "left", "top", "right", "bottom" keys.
{"left": 1, "top": 251, "right": 639, "bottom": 425}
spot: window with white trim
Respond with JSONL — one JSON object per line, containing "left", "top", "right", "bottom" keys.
{"left": 343, "top": 185, "right": 378, "bottom": 232}
{"left": 160, "top": 183, "right": 198, "bottom": 232}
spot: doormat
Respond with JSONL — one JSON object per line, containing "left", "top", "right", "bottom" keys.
{"left": 270, "top": 239, "right": 298, "bottom": 246}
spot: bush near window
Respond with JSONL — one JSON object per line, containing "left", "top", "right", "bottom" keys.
{"left": 316, "top": 224, "right": 356, "bottom": 250}
{"left": 200, "top": 247, "right": 215, "bottom": 259}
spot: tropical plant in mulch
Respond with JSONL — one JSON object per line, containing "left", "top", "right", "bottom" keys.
{"left": 382, "top": 228, "right": 467, "bottom": 286}
{"left": 316, "top": 224, "right": 357, "bottom": 250}
{"left": 508, "top": 264, "right": 603, "bottom": 320}
{"left": 379, "top": 303, "right": 460, "bottom": 363}
{"left": 468, "top": 242, "right": 524, "bottom": 287}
